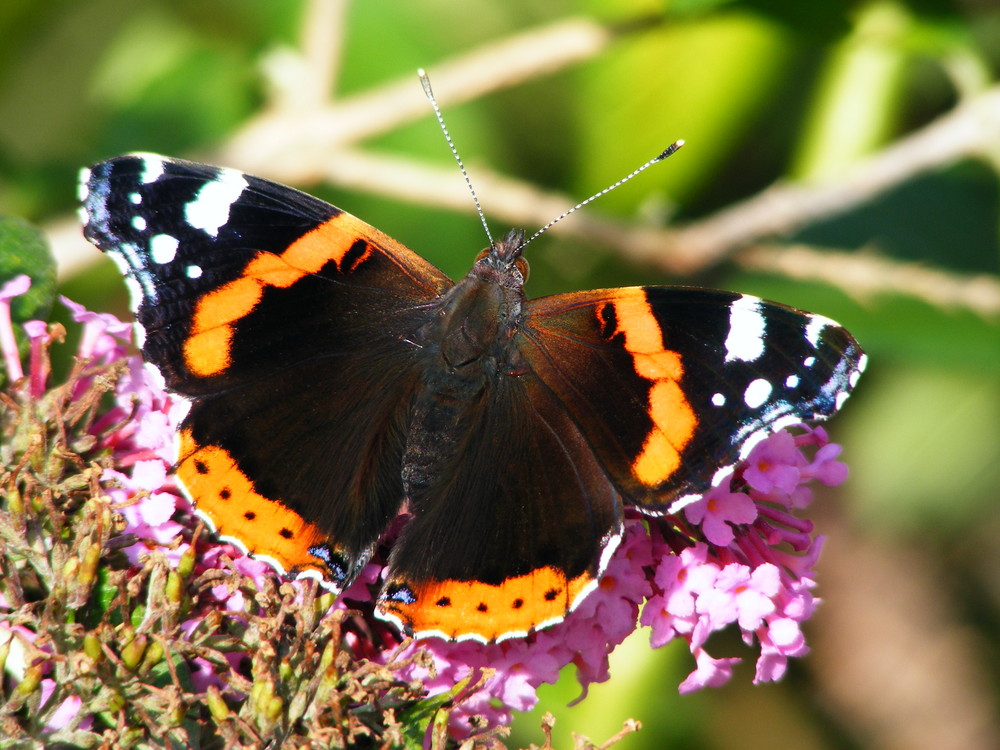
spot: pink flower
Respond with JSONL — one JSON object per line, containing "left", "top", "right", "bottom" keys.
{"left": 684, "top": 483, "right": 758, "bottom": 546}
{"left": 0, "top": 274, "right": 31, "bottom": 382}
{"left": 803, "top": 441, "right": 848, "bottom": 486}
{"left": 679, "top": 648, "right": 741, "bottom": 693}
{"left": 45, "top": 695, "right": 88, "bottom": 733}
{"left": 743, "top": 430, "right": 803, "bottom": 494}
{"left": 642, "top": 543, "right": 719, "bottom": 646}
{"left": 2, "top": 277, "right": 859, "bottom": 739}
{"left": 698, "top": 563, "right": 780, "bottom": 633}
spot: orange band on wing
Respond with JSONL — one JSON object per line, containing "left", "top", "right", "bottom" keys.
{"left": 183, "top": 215, "right": 369, "bottom": 377}
{"left": 378, "top": 566, "right": 595, "bottom": 642}
{"left": 605, "top": 288, "right": 697, "bottom": 486}
{"left": 177, "top": 428, "right": 332, "bottom": 580}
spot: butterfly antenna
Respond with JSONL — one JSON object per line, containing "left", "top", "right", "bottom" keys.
{"left": 517, "top": 140, "right": 685, "bottom": 253}
{"left": 418, "top": 69, "right": 495, "bottom": 249}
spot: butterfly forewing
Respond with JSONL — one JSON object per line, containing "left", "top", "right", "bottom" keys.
{"left": 81, "top": 154, "right": 452, "bottom": 589}
{"left": 82, "top": 154, "right": 451, "bottom": 395}
{"left": 519, "top": 287, "right": 866, "bottom": 512}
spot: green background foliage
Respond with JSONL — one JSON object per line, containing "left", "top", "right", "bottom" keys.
{"left": 1, "top": 0, "right": 998, "bottom": 747}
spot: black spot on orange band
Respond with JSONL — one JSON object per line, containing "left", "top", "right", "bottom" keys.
{"left": 177, "top": 428, "right": 344, "bottom": 585}
{"left": 377, "top": 565, "right": 595, "bottom": 642}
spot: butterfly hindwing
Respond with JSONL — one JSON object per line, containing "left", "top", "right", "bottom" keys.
{"left": 376, "top": 365, "right": 623, "bottom": 642}
{"left": 81, "top": 154, "right": 453, "bottom": 588}
{"left": 519, "top": 286, "right": 866, "bottom": 512}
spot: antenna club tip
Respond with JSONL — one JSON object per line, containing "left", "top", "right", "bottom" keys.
{"left": 418, "top": 69, "right": 434, "bottom": 99}
{"left": 657, "top": 140, "right": 685, "bottom": 160}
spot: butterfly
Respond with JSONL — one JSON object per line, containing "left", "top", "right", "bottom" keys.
{"left": 79, "top": 152, "right": 865, "bottom": 642}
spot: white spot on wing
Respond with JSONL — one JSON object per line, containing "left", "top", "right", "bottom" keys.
{"left": 150, "top": 234, "right": 179, "bottom": 264}
{"left": 724, "top": 295, "right": 766, "bottom": 363}
{"left": 107, "top": 241, "right": 158, "bottom": 305}
{"left": 139, "top": 155, "right": 166, "bottom": 184}
{"left": 106, "top": 251, "right": 130, "bottom": 276}
{"left": 186, "top": 264, "right": 203, "bottom": 279}
{"left": 596, "top": 532, "right": 622, "bottom": 574}
{"left": 712, "top": 392, "right": 726, "bottom": 407}
{"left": 495, "top": 627, "right": 530, "bottom": 643}
{"left": 129, "top": 192, "right": 142, "bottom": 205}
{"left": 169, "top": 399, "right": 192, "bottom": 434}
{"left": 77, "top": 168, "right": 91, "bottom": 201}
{"left": 185, "top": 169, "right": 247, "bottom": 237}
{"left": 805, "top": 314, "right": 835, "bottom": 348}
{"left": 251, "top": 552, "right": 290, "bottom": 577}
{"left": 743, "top": 377, "right": 772, "bottom": 409}
{"left": 785, "top": 374, "right": 799, "bottom": 389}
{"left": 668, "top": 493, "right": 698, "bottom": 515}
{"left": 131, "top": 215, "right": 147, "bottom": 232}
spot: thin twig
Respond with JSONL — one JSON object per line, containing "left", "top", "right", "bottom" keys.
{"left": 52, "top": 15, "right": 999, "bottom": 318}
{"left": 663, "top": 85, "right": 1000, "bottom": 273}
{"left": 297, "top": 147, "right": 1000, "bottom": 319}
{"left": 736, "top": 244, "right": 1000, "bottom": 319}
{"left": 255, "top": 0, "right": 349, "bottom": 115}
{"left": 221, "top": 17, "right": 611, "bottom": 177}
{"left": 299, "top": 0, "right": 349, "bottom": 104}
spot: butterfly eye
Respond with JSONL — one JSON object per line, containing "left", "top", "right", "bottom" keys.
{"left": 516, "top": 257, "right": 530, "bottom": 282}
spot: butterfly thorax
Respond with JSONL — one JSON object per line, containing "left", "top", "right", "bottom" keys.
{"left": 400, "top": 232, "right": 528, "bottom": 506}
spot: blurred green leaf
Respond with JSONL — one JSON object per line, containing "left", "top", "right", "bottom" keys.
{"left": 792, "top": 161, "right": 999, "bottom": 274}
{"left": 511, "top": 631, "right": 701, "bottom": 750}
{"left": 791, "top": 1, "right": 911, "bottom": 179}
{"left": 0, "top": 215, "right": 56, "bottom": 333}
{"left": 848, "top": 363, "right": 1000, "bottom": 534}
{"left": 396, "top": 687, "right": 456, "bottom": 749}
{"left": 577, "top": 12, "right": 791, "bottom": 211}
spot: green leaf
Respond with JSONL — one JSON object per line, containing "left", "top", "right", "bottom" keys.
{"left": 0, "top": 216, "right": 57, "bottom": 372}
{"left": 576, "top": 12, "right": 790, "bottom": 212}
{"left": 90, "top": 566, "right": 124, "bottom": 627}
{"left": 791, "top": 2, "right": 910, "bottom": 179}
{"left": 396, "top": 685, "right": 459, "bottom": 749}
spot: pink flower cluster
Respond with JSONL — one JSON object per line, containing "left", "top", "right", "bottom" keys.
{"left": 400, "top": 427, "right": 847, "bottom": 734}
{"left": 0, "top": 275, "right": 852, "bottom": 738}
{"left": 646, "top": 427, "right": 847, "bottom": 688}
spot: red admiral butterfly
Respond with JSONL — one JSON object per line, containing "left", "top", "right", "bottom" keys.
{"left": 79, "top": 145, "right": 864, "bottom": 643}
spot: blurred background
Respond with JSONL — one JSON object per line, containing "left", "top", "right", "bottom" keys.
{"left": 1, "top": 0, "right": 998, "bottom": 747}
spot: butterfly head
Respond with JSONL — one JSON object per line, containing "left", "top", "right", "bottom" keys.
{"left": 472, "top": 229, "right": 529, "bottom": 289}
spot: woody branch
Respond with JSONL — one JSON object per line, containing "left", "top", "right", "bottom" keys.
{"left": 50, "top": 11, "right": 1000, "bottom": 318}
